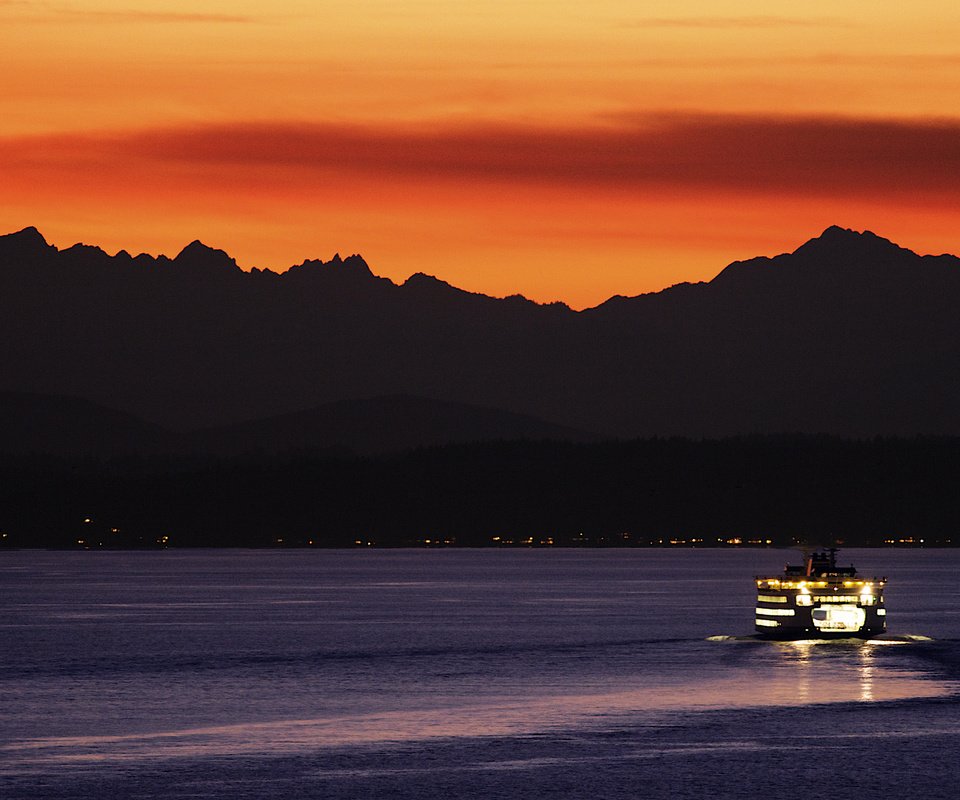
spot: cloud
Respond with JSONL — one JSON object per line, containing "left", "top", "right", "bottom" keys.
{"left": 621, "top": 15, "right": 851, "bottom": 29}
{"left": 130, "top": 114, "right": 960, "bottom": 198}
{"left": 5, "top": 113, "right": 960, "bottom": 202}
{"left": 486, "top": 52, "right": 960, "bottom": 72}
{"left": 1, "top": 2, "right": 252, "bottom": 23}
{"left": 59, "top": 9, "right": 252, "bottom": 23}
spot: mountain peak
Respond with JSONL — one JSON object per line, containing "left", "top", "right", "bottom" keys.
{"left": 707, "top": 226, "right": 922, "bottom": 290}
{"left": 11, "top": 225, "right": 47, "bottom": 243}
{"left": 403, "top": 271, "right": 448, "bottom": 288}
{"left": 340, "top": 254, "right": 371, "bottom": 274}
{"left": 287, "top": 253, "right": 374, "bottom": 279}
{"left": 176, "top": 239, "right": 228, "bottom": 260}
{"left": 63, "top": 242, "right": 108, "bottom": 258}
{"left": 0, "top": 226, "right": 54, "bottom": 259}
{"left": 173, "top": 240, "right": 239, "bottom": 274}
{"left": 819, "top": 224, "right": 861, "bottom": 240}
{"left": 402, "top": 271, "right": 469, "bottom": 298}
{"left": 793, "top": 226, "right": 910, "bottom": 261}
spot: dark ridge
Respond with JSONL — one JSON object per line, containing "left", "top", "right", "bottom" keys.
{"left": 0, "top": 391, "right": 172, "bottom": 457}
{"left": 190, "top": 394, "right": 600, "bottom": 456}
{"left": 0, "top": 391, "right": 596, "bottom": 458}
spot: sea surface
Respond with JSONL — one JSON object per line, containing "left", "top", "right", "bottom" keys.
{"left": 1, "top": 548, "right": 959, "bottom": 799}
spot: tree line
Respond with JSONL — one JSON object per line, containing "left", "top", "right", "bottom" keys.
{"left": 2, "top": 435, "right": 958, "bottom": 548}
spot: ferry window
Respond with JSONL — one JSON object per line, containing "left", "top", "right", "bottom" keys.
{"left": 811, "top": 605, "right": 866, "bottom": 631}
{"left": 754, "top": 607, "right": 795, "bottom": 617}
{"left": 813, "top": 595, "right": 859, "bottom": 604}
{"left": 757, "top": 594, "right": 787, "bottom": 604}
{"left": 796, "top": 595, "right": 813, "bottom": 606}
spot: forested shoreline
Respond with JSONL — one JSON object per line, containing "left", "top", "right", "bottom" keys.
{"left": 2, "top": 435, "right": 957, "bottom": 549}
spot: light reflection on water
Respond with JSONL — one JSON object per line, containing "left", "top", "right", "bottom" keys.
{"left": 1, "top": 549, "right": 958, "bottom": 783}
{"left": 2, "top": 641, "right": 950, "bottom": 773}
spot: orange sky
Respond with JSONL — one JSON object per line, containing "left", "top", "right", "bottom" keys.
{"left": 2, "top": 1, "right": 960, "bottom": 307}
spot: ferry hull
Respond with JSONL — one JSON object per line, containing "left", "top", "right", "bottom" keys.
{"left": 755, "top": 627, "right": 884, "bottom": 641}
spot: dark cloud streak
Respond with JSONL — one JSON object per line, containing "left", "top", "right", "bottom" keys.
{"left": 6, "top": 113, "right": 960, "bottom": 200}
{"left": 123, "top": 114, "right": 960, "bottom": 198}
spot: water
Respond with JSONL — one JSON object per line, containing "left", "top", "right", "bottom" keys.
{"left": 1, "top": 549, "right": 959, "bottom": 799}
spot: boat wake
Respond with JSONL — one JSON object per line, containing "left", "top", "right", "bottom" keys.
{"left": 706, "top": 634, "right": 935, "bottom": 644}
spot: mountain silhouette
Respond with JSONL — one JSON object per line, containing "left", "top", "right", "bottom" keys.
{"left": 2, "top": 225, "right": 959, "bottom": 437}
{"left": 0, "top": 391, "right": 170, "bottom": 456}
{"left": 190, "top": 394, "right": 598, "bottom": 456}
{"left": 0, "top": 391, "right": 596, "bottom": 457}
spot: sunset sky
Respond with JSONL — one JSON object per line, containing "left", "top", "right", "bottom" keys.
{"left": 3, "top": 1, "right": 960, "bottom": 307}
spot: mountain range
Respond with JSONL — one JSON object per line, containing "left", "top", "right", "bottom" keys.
{"left": 2, "top": 224, "right": 959, "bottom": 448}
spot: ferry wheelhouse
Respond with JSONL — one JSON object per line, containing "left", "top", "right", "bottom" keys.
{"left": 755, "top": 549, "right": 886, "bottom": 639}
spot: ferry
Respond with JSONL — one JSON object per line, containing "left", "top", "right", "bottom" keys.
{"left": 755, "top": 548, "right": 886, "bottom": 639}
